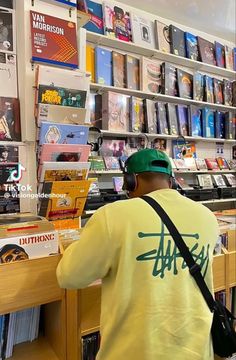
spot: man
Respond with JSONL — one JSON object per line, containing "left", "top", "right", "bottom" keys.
{"left": 0, "top": 244, "right": 29, "bottom": 263}
{"left": 57, "top": 149, "right": 219, "bottom": 360}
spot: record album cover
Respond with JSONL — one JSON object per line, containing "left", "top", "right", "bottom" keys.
{"left": 144, "top": 99, "right": 157, "bottom": 134}
{"left": 189, "top": 106, "right": 202, "bottom": 137}
{"left": 225, "top": 112, "right": 235, "bottom": 140}
{"left": 86, "top": 45, "right": 95, "bottom": 83}
{"left": 99, "top": 139, "right": 125, "bottom": 157}
{"left": 103, "top": 156, "right": 120, "bottom": 170}
{"left": 89, "top": 155, "right": 105, "bottom": 171}
{"left": 37, "top": 85, "right": 87, "bottom": 108}
{"left": 103, "top": 2, "right": 131, "bottom": 42}
{"left": 204, "top": 75, "right": 214, "bottom": 103}
{"left": 141, "top": 57, "right": 162, "bottom": 93}
{"left": 125, "top": 55, "right": 140, "bottom": 90}
{"left": 197, "top": 174, "right": 213, "bottom": 188}
{"left": 195, "top": 158, "right": 207, "bottom": 170}
{"left": 39, "top": 144, "right": 90, "bottom": 164}
{"left": 212, "top": 174, "right": 226, "bottom": 187}
{"left": 223, "top": 79, "right": 233, "bottom": 106}
{"left": 38, "top": 122, "right": 89, "bottom": 145}
{"left": 202, "top": 108, "right": 215, "bottom": 138}
{"left": 130, "top": 96, "right": 145, "bottom": 133}
{"left": 0, "top": 145, "right": 18, "bottom": 163}
{"left": 173, "top": 159, "right": 186, "bottom": 170}
{"left": 0, "top": 97, "right": 21, "bottom": 141}
{"left": 177, "top": 69, "right": 193, "bottom": 99}
{"left": 175, "top": 177, "right": 193, "bottom": 189}
{"left": 176, "top": 105, "right": 189, "bottom": 136}
{"left": 213, "top": 79, "right": 224, "bottom": 104}
{"left": 215, "top": 111, "right": 225, "bottom": 139}
{"left": 225, "top": 45, "right": 234, "bottom": 70}
{"left": 198, "top": 37, "right": 216, "bottom": 65}
{"left": 0, "top": 7, "right": 15, "bottom": 54}
{"left": 0, "top": 53, "right": 17, "bottom": 97}
{"left": 130, "top": 13, "right": 156, "bottom": 49}
{"left": 224, "top": 174, "right": 236, "bottom": 187}
{"left": 151, "top": 138, "right": 167, "bottom": 151}
{"left": 30, "top": 11, "right": 78, "bottom": 68}
{"left": 185, "top": 32, "right": 199, "bottom": 61}
{"left": 216, "top": 157, "right": 229, "bottom": 170}
{"left": 205, "top": 158, "right": 219, "bottom": 170}
{"left": 169, "top": 25, "right": 186, "bottom": 57}
{"left": 155, "top": 20, "right": 170, "bottom": 53}
{"left": 215, "top": 42, "right": 225, "bottom": 68}
{"left": 83, "top": 0, "right": 104, "bottom": 35}
{"left": 39, "top": 162, "right": 90, "bottom": 183}
{"left": 193, "top": 72, "right": 204, "bottom": 101}
{"left": 36, "top": 104, "right": 87, "bottom": 125}
{"left": 156, "top": 102, "right": 169, "bottom": 135}
{"left": 161, "top": 62, "right": 177, "bottom": 96}
{"left": 95, "top": 46, "right": 112, "bottom": 85}
{"left": 112, "top": 51, "right": 125, "bottom": 88}
{"left": 172, "top": 140, "right": 196, "bottom": 159}
{"left": 166, "top": 103, "right": 178, "bottom": 135}
{"left": 183, "top": 157, "right": 197, "bottom": 170}
{"left": 112, "top": 176, "right": 123, "bottom": 192}
{"left": 102, "top": 91, "right": 130, "bottom": 132}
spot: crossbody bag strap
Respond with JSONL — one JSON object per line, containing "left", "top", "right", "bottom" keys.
{"left": 141, "top": 195, "right": 216, "bottom": 312}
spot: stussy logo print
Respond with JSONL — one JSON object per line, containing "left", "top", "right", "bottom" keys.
{"left": 136, "top": 222, "right": 210, "bottom": 278}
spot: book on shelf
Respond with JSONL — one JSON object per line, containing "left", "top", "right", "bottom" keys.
{"left": 204, "top": 75, "right": 214, "bottom": 103}
{"left": 36, "top": 103, "right": 87, "bottom": 126}
{"left": 155, "top": 102, "right": 169, "bottom": 135}
{"left": 216, "top": 157, "right": 229, "bottom": 170}
{"left": 161, "top": 62, "right": 177, "bottom": 97}
{"left": 112, "top": 51, "right": 125, "bottom": 88}
{"left": 39, "top": 162, "right": 90, "bottom": 183}
{"left": 189, "top": 105, "right": 202, "bottom": 137}
{"left": 224, "top": 45, "right": 234, "bottom": 70}
{"left": 125, "top": 55, "right": 140, "bottom": 90}
{"left": 205, "top": 158, "right": 220, "bottom": 170}
{"left": 185, "top": 32, "right": 199, "bottom": 61}
{"left": 223, "top": 79, "right": 233, "bottom": 106}
{"left": 166, "top": 103, "right": 178, "bottom": 135}
{"left": 212, "top": 174, "right": 227, "bottom": 187}
{"left": 215, "top": 111, "right": 225, "bottom": 139}
{"left": 0, "top": 53, "right": 17, "bottom": 98}
{"left": 39, "top": 180, "right": 91, "bottom": 220}
{"left": 155, "top": 20, "right": 170, "bottom": 53}
{"left": 95, "top": 46, "right": 112, "bottom": 85}
{"left": 197, "top": 37, "right": 216, "bottom": 65}
{"left": 103, "top": 1, "right": 132, "bottom": 42}
{"left": 169, "top": 25, "right": 186, "bottom": 57}
{"left": 215, "top": 41, "right": 225, "bottom": 68}
{"left": 176, "top": 69, "right": 193, "bottom": 99}
{"left": 193, "top": 72, "right": 204, "bottom": 101}
{"left": 86, "top": 45, "right": 95, "bottom": 83}
{"left": 112, "top": 176, "right": 124, "bottom": 192}
{"left": 213, "top": 78, "right": 224, "bottom": 104}
{"left": 176, "top": 104, "right": 189, "bottom": 136}
{"left": 140, "top": 57, "right": 162, "bottom": 93}
{"left": 130, "top": 96, "right": 145, "bottom": 133}
{"left": 89, "top": 155, "right": 105, "bottom": 171}
{"left": 37, "top": 85, "right": 87, "bottom": 108}
{"left": 130, "top": 13, "right": 156, "bottom": 49}
{"left": 202, "top": 108, "right": 215, "bottom": 138}
{"left": 197, "top": 174, "right": 214, "bottom": 188}
{"left": 81, "top": 0, "right": 104, "bottom": 35}
{"left": 102, "top": 91, "right": 130, "bottom": 132}
{"left": 103, "top": 156, "right": 120, "bottom": 170}
{"left": 144, "top": 99, "right": 157, "bottom": 134}
{"left": 195, "top": 158, "right": 207, "bottom": 170}
{"left": 0, "top": 97, "right": 21, "bottom": 141}
{"left": 38, "top": 122, "right": 89, "bottom": 145}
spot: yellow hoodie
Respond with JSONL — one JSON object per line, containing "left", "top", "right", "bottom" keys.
{"left": 57, "top": 189, "right": 219, "bottom": 360}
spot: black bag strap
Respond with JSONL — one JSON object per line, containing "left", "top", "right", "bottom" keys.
{"left": 141, "top": 195, "right": 216, "bottom": 312}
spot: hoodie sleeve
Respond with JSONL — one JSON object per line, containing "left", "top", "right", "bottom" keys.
{"left": 56, "top": 206, "right": 113, "bottom": 289}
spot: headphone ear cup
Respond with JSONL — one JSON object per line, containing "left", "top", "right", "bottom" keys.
{"left": 123, "top": 173, "right": 137, "bottom": 192}
{"left": 91, "top": 142, "right": 99, "bottom": 152}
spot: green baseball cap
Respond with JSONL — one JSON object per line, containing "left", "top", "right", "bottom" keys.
{"left": 126, "top": 149, "right": 172, "bottom": 176}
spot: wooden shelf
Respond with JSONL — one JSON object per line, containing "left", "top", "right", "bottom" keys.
{"left": 100, "top": 129, "right": 234, "bottom": 144}
{"left": 87, "top": 31, "right": 236, "bottom": 80}
{"left": 0, "top": 255, "right": 63, "bottom": 315}
{"left": 91, "top": 83, "right": 236, "bottom": 112}
{"left": 228, "top": 251, "right": 236, "bottom": 287}
{"left": 213, "top": 254, "right": 226, "bottom": 291}
{"left": 11, "top": 336, "right": 59, "bottom": 360}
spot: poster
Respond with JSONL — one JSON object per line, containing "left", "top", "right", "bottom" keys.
{"left": 0, "top": 7, "right": 16, "bottom": 54}
{"left": 30, "top": 11, "right": 78, "bottom": 68}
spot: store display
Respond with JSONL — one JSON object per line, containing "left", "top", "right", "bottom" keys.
{"left": 38, "top": 122, "right": 89, "bottom": 145}
{"left": 130, "top": 13, "right": 156, "bottom": 49}
{"left": 30, "top": 11, "right": 78, "bottom": 68}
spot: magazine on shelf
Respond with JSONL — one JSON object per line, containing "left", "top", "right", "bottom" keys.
{"left": 130, "top": 13, "right": 156, "bottom": 49}
{"left": 112, "top": 176, "right": 123, "bottom": 192}
{"left": 173, "top": 159, "right": 187, "bottom": 170}
{"left": 205, "top": 158, "right": 219, "bottom": 170}
{"left": 0, "top": 53, "right": 17, "bottom": 97}
{"left": 38, "top": 122, "right": 89, "bottom": 145}
{"left": 103, "top": 156, "right": 120, "bottom": 170}
{"left": 0, "top": 7, "right": 16, "bottom": 54}
{"left": 172, "top": 140, "right": 196, "bottom": 159}
{"left": 88, "top": 156, "right": 105, "bottom": 171}
{"left": 0, "top": 97, "right": 21, "bottom": 141}
{"left": 103, "top": 1, "right": 132, "bottom": 42}
{"left": 224, "top": 174, "right": 236, "bottom": 187}
{"left": 184, "top": 157, "right": 197, "bottom": 170}
{"left": 195, "top": 158, "right": 207, "bottom": 170}
{"left": 216, "top": 157, "right": 229, "bottom": 170}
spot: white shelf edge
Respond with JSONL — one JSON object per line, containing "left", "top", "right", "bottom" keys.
{"left": 89, "top": 170, "right": 122, "bottom": 174}
{"left": 200, "top": 198, "right": 236, "bottom": 204}
{"left": 87, "top": 31, "right": 236, "bottom": 80}
{"left": 91, "top": 83, "right": 236, "bottom": 111}
{"left": 88, "top": 170, "right": 236, "bottom": 175}
{"left": 100, "top": 130, "right": 234, "bottom": 143}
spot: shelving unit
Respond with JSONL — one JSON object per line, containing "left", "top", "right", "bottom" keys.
{"left": 87, "top": 31, "right": 236, "bottom": 80}
{"left": 91, "top": 83, "right": 236, "bottom": 112}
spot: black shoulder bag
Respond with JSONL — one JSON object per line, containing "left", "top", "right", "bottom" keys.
{"left": 141, "top": 195, "right": 236, "bottom": 358}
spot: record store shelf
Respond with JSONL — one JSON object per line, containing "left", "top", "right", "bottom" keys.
{"left": 200, "top": 198, "right": 236, "bottom": 204}
{"left": 91, "top": 83, "right": 236, "bottom": 112}
{"left": 89, "top": 169, "right": 236, "bottom": 175}
{"left": 100, "top": 129, "right": 235, "bottom": 144}
{"left": 87, "top": 31, "right": 236, "bottom": 80}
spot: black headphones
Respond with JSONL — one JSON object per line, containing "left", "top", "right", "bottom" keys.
{"left": 120, "top": 153, "right": 138, "bottom": 192}
{"left": 87, "top": 127, "right": 103, "bottom": 152}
